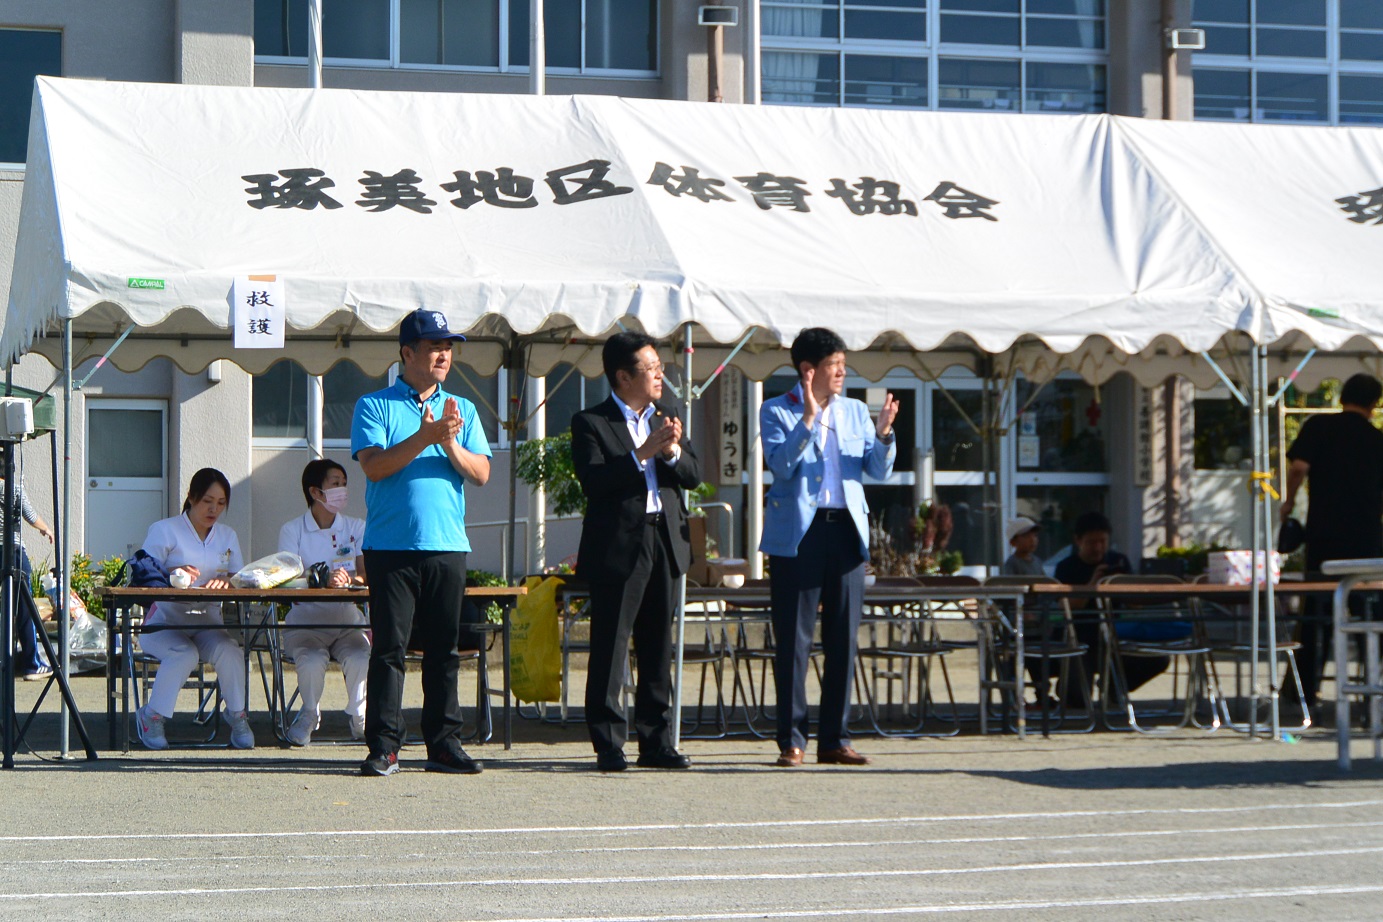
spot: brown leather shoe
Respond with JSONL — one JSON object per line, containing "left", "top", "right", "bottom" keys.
{"left": 776, "top": 746, "right": 805, "bottom": 767}
{"left": 817, "top": 746, "right": 871, "bottom": 766}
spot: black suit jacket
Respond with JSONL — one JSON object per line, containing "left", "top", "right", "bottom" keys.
{"left": 571, "top": 397, "right": 702, "bottom": 582}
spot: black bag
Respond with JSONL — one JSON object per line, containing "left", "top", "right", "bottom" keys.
{"left": 306, "top": 561, "right": 332, "bottom": 589}
{"left": 1278, "top": 517, "right": 1306, "bottom": 555}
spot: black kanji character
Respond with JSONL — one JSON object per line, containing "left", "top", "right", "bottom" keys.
{"left": 826, "top": 177, "right": 918, "bottom": 216}
{"left": 255, "top": 319, "right": 272, "bottom": 334}
{"left": 545, "top": 159, "right": 633, "bottom": 205}
{"left": 245, "top": 290, "right": 273, "bottom": 308}
{"left": 734, "top": 172, "right": 812, "bottom": 212}
{"left": 242, "top": 168, "right": 343, "bottom": 210}
{"left": 923, "top": 181, "right": 999, "bottom": 221}
{"left": 356, "top": 169, "right": 438, "bottom": 214}
{"left": 441, "top": 168, "right": 539, "bottom": 209}
{"left": 1337, "top": 187, "right": 1383, "bottom": 225}
{"left": 647, "top": 162, "right": 733, "bottom": 203}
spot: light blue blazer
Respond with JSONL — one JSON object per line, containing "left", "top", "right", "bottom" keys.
{"left": 759, "top": 384, "right": 896, "bottom": 558}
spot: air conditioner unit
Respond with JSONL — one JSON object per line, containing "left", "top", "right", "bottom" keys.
{"left": 698, "top": 5, "right": 739, "bottom": 27}
{"left": 1167, "top": 28, "right": 1206, "bottom": 50}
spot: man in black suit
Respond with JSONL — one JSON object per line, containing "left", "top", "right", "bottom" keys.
{"left": 572, "top": 331, "right": 702, "bottom": 772}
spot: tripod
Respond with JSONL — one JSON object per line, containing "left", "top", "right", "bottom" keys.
{"left": 2, "top": 438, "right": 97, "bottom": 766}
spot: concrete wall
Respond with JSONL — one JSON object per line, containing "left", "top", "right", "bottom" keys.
{"left": 1108, "top": 0, "right": 1194, "bottom": 120}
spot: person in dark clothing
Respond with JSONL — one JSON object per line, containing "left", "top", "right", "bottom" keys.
{"left": 1280, "top": 373, "right": 1383, "bottom": 712}
{"left": 1054, "top": 511, "right": 1168, "bottom": 703}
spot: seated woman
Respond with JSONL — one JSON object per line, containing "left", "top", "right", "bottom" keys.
{"left": 134, "top": 467, "right": 251, "bottom": 750}
{"left": 278, "top": 459, "right": 368, "bottom": 746}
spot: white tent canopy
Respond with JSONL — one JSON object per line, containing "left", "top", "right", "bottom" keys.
{"left": 0, "top": 76, "right": 1347, "bottom": 384}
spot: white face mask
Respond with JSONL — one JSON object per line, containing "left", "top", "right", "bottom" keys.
{"left": 318, "top": 486, "right": 349, "bottom": 514}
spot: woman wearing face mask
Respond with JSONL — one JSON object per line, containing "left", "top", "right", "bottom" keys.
{"left": 277, "top": 459, "right": 369, "bottom": 746}
{"left": 135, "top": 467, "right": 250, "bottom": 750}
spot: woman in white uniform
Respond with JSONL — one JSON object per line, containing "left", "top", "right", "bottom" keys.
{"left": 278, "top": 459, "right": 369, "bottom": 746}
{"left": 134, "top": 468, "right": 252, "bottom": 750}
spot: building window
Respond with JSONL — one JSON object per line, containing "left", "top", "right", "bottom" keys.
{"left": 255, "top": 0, "right": 659, "bottom": 75}
{"left": 763, "top": 1, "right": 1107, "bottom": 113}
{"left": 1193, "top": 0, "right": 1383, "bottom": 125}
{"left": 252, "top": 359, "right": 506, "bottom": 447}
{"left": 0, "top": 29, "right": 61, "bottom": 166}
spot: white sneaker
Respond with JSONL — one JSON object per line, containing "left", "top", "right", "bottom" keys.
{"left": 286, "top": 710, "right": 314, "bottom": 747}
{"left": 135, "top": 704, "right": 168, "bottom": 750}
{"left": 349, "top": 713, "right": 365, "bottom": 740}
{"left": 227, "top": 709, "right": 255, "bottom": 750}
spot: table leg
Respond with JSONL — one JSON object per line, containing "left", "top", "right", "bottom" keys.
{"left": 503, "top": 602, "right": 512, "bottom": 750}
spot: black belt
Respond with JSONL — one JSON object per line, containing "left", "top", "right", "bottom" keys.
{"left": 645, "top": 512, "right": 665, "bottom": 526}
{"left": 815, "top": 508, "right": 848, "bottom": 523}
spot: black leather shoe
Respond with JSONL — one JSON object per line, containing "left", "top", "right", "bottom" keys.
{"left": 596, "top": 749, "right": 628, "bottom": 772}
{"left": 636, "top": 747, "right": 691, "bottom": 769}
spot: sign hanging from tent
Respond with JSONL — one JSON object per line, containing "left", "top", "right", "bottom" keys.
{"left": 232, "top": 275, "right": 286, "bottom": 349}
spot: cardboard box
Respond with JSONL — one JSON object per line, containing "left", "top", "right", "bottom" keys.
{"left": 1207, "top": 550, "right": 1281, "bottom": 587}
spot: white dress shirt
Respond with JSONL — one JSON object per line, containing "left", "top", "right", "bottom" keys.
{"left": 816, "top": 396, "right": 846, "bottom": 509}
{"left": 612, "top": 393, "right": 680, "bottom": 514}
{"left": 140, "top": 513, "right": 243, "bottom": 627}
{"left": 278, "top": 510, "right": 367, "bottom": 627}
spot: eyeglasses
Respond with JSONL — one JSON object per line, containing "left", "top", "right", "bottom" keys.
{"left": 633, "top": 362, "right": 665, "bottom": 376}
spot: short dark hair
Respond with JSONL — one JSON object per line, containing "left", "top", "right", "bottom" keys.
{"left": 301, "top": 459, "right": 347, "bottom": 507}
{"left": 602, "top": 331, "right": 659, "bottom": 388}
{"left": 182, "top": 467, "right": 231, "bottom": 514}
{"left": 1340, "top": 374, "right": 1383, "bottom": 409}
{"left": 1072, "top": 511, "right": 1111, "bottom": 538}
{"left": 790, "top": 328, "right": 847, "bottom": 375}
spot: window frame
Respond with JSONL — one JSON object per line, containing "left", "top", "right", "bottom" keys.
{"left": 761, "top": 1, "right": 1109, "bottom": 113}
{"left": 253, "top": 0, "right": 660, "bottom": 79}
{"left": 1193, "top": 0, "right": 1383, "bottom": 125}
{"left": 0, "top": 26, "right": 63, "bottom": 169}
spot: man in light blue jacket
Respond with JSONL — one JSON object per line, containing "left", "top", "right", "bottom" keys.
{"left": 761, "top": 328, "right": 898, "bottom": 767}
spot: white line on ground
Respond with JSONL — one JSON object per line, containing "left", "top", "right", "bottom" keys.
{"left": 11, "top": 817, "right": 1376, "bottom": 867}
{"left": 2, "top": 799, "right": 1381, "bottom": 845}
{"left": 1, "top": 843, "right": 1381, "bottom": 901}
{"left": 445, "top": 882, "right": 1383, "bottom": 921}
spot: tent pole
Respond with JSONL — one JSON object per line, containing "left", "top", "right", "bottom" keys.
{"left": 59, "top": 320, "right": 72, "bottom": 757}
{"left": 526, "top": 374, "right": 546, "bottom": 575}
{"left": 1248, "top": 337, "right": 1264, "bottom": 738}
{"left": 747, "top": 379, "right": 764, "bottom": 579}
{"left": 1261, "top": 344, "right": 1281, "bottom": 738}
{"left": 671, "top": 323, "right": 692, "bottom": 750}
{"left": 505, "top": 339, "right": 524, "bottom": 584}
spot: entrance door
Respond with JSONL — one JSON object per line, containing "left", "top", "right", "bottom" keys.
{"left": 86, "top": 399, "right": 167, "bottom": 561}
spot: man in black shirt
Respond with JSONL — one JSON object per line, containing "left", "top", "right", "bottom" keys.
{"left": 1281, "top": 373, "right": 1383, "bottom": 711}
{"left": 1054, "top": 511, "right": 1167, "bottom": 703}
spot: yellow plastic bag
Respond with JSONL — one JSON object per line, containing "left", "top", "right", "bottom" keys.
{"left": 509, "top": 575, "right": 562, "bottom": 703}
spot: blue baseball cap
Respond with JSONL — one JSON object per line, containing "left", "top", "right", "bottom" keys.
{"left": 399, "top": 309, "right": 467, "bottom": 345}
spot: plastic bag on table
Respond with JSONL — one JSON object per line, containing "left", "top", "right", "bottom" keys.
{"left": 509, "top": 576, "right": 562, "bottom": 703}
{"left": 230, "top": 552, "right": 304, "bottom": 589}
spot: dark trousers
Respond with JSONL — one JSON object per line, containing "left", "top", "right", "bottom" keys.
{"left": 362, "top": 549, "right": 467, "bottom": 757}
{"left": 585, "top": 522, "right": 676, "bottom": 755}
{"left": 8, "top": 548, "right": 43, "bottom": 674}
{"left": 770, "top": 512, "right": 865, "bottom": 752}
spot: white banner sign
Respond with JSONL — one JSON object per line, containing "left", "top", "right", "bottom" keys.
{"left": 232, "top": 275, "right": 286, "bottom": 349}
{"left": 718, "top": 367, "right": 743, "bottom": 486}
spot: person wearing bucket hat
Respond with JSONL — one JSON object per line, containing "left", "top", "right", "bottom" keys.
{"left": 1280, "top": 372, "right": 1383, "bottom": 714}
{"left": 1001, "top": 516, "right": 1045, "bottom": 577}
{"left": 351, "top": 308, "right": 491, "bottom": 777}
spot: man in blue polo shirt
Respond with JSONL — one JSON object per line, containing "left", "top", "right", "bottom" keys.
{"left": 351, "top": 308, "right": 492, "bottom": 777}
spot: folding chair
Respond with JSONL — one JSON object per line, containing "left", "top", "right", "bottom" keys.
{"left": 985, "top": 575, "right": 1094, "bottom": 733}
{"left": 855, "top": 576, "right": 962, "bottom": 737}
{"left": 1099, "top": 574, "right": 1222, "bottom": 733}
